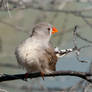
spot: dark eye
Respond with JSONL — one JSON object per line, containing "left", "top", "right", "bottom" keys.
{"left": 48, "top": 28, "right": 50, "bottom": 31}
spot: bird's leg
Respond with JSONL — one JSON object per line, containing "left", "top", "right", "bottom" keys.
{"left": 40, "top": 72, "right": 45, "bottom": 80}
{"left": 24, "top": 72, "right": 29, "bottom": 81}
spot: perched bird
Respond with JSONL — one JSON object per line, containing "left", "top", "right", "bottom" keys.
{"left": 15, "top": 22, "right": 58, "bottom": 79}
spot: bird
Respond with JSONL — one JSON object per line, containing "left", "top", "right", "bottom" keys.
{"left": 15, "top": 22, "right": 58, "bottom": 80}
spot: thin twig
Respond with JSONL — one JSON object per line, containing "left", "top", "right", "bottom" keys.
{"left": 76, "top": 33, "right": 92, "bottom": 44}
{"left": 6, "top": 0, "right": 12, "bottom": 18}
{"left": 55, "top": 26, "right": 92, "bottom": 60}
{"left": 0, "top": 19, "right": 29, "bottom": 34}
{"left": 73, "top": 25, "right": 89, "bottom": 63}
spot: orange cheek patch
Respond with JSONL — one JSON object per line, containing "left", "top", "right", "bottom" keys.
{"left": 52, "top": 27, "right": 58, "bottom": 34}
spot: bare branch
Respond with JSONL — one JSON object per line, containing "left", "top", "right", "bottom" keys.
{"left": 80, "top": 13, "right": 92, "bottom": 28}
{"left": 55, "top": 25, "right": 92, "bottom": 62}
{"left": 73, "top": 25, "right": 90, "bottom": 63}
{"left": 0, "top": 88, "right": 8, "bottom": 92}
{"left": 0, "top": 63, "right": 19, "bottom": 69}
{"left": 0, "top": 71, "right": 92, "bottom": 83}
{"left": 0, "top": 0, "right": 3, "bottom": 8}
{"left": 76, "top": 33, "right": 92, "bottom": 44}
{"left": 0, "top": 19, "right": 29, "bottom": 34}
{"left": 0, "top": 1, "right": 92, "bottom": 17}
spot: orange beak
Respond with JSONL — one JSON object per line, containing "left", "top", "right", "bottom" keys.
{"left": 52, "top": 27, "right": 58, "bottom": 34}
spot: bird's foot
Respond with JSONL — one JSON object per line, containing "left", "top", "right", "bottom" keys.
{"left": 41, "top": 72, "right": 45, "bottom": 80}
{"left": 24, "top": 73, "right": 29, "bottom": 81}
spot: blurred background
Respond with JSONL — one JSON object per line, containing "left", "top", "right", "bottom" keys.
{"left": 0, "top": 0, "right": 92, "bottom": 92}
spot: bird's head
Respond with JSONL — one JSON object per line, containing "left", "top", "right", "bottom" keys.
{"left": 30, "top": 22, "right": 58, "bottom": 41}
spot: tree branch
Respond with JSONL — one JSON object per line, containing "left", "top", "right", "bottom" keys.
{"left": 0, "top": 70, "right": 92, "bottom": 83}
{"left": 0, "top": 0, "right": 3, "bottom": 8}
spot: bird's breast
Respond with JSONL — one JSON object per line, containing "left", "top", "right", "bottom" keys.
{"left": 16, "top": 39, "right": 45, "bottom": 64}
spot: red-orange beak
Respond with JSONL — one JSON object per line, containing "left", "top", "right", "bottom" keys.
{"left": 52, "top": 27, "right": 58, "bottom": 34}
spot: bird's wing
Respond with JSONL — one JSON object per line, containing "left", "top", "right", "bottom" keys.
{"left": 15, "top": 47, "right": 24, "bottom": 67}
{"left": 43, "top": 46, "right": 57, "bottom": 71}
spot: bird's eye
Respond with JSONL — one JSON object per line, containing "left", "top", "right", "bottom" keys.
{"left": 48, "top": 28, "right": 50, "bottom": 31}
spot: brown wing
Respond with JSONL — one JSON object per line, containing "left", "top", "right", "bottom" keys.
{"left": 15, "top": 49, "right": 22, "bottom": 65}
{"left": 44, "top": 46, "right": 57, "bottom": 71}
